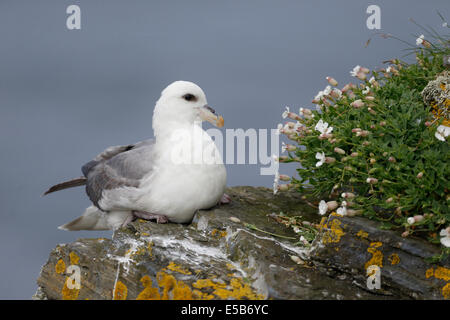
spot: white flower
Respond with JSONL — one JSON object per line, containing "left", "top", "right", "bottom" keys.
{"left": 416, "top": 34, "right": 425, "bottom": 46}
{"left": 315, "top": 152, "right": 325, "bottom": 167}
{"left": 362, "top": 86, "right": 370, "bottom": 94}
{"left": 386, "top": 66, "right": 392, "bottom": 73}
{"left": 318, "top": 200, "right": 328, "bottom": 215}
{"left": 331, "top": 88, "right": 342, "bottom": 99}
{"left": 440, "top": 228, "right": 450, "bottom": 247}
{"left": 314, "top": 119, "right": 333, "bottom": 135}
{"left": 435, "top": 125, "right": 450, "bottom": 141}
{"left": 282, "top": 106, "right": 290, "bottom": 119}
{"left": 407, "top": 217, "right": 415, "bottom": 225}
{"left": 336, "top": 201, "right": 347, "bottom": 216}
{"left": 369, "top": 76, "right": 376, "bottom": 84}
{"left": 314, "top": 86, "right": 332, "bottom": 101}
{"left": 350, "top": 65, "right": 361, "bottom": 77}
{"left": 293, "top": 121, "right": 303, "bottom": 131}
{"left": 281, "top": 142, "right": 287, "bottom": 153}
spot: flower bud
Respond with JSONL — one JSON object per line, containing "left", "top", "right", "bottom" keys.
{"left": 388, "top": 156, "right": 396, "bottom": 163}
{"left": 299, "top": 107, "right": 312, "bottom": 116}
{"left": 351, "top": 99, "right": 365, "bottom": 109}
{"left": 386, "top": 197, "right": 394, "bottom": 203}
{"left": 277, "top": 184, "right": 290, "bottom": 192}
{"left": 370, "top": 158, "right": 376, "bottom": 164}
{"left": 325, "top": 157, "right": 336, "bottom": 164}
{"left": 424, "top": 121, "right": 432, "bottom": 127}
{"left": 360, "top": 66, "right": 370, "bottom": 74}
{"left": 341, "top": 84, "right": 352, "bottom": 93}
{"left": 334, "top": 147, "right": 345, "bottom": 155}
{"left": 326, "top": 201, "right": 339, "bottom": 211}
{"left": 407, "top": 217, "right": 415, "bottom": 225}
{"left": 380, "top": 121, "right": 386, "bottom": 126}
{"left": 341, "top": 192, "right": 356, "bottom": 199}
{"left": 416, "top": 172, "right": 423, "bottom": 179}
{"left": 362, "top": 141, "right": 370, "bottom": 146}
{"left": 401, "top": 231, "right": 410, "bottom": 238}
{"left": 356, "top": 72, "right": 366, "bottom": 80}
{"left": 382, "top": 152, "right": 388, "bottom": 157}
{"left": 414, "top": 215, "right": 424, "bottom": 223}
{"left": 356, "top": 130, "right": 370, "bottom": 137}
{"left": 326, "top": 76, "right": 338, "bottom": 87}
{"left": 352, "top": 128, "right": 362, "bottom": 133}
{"left": 279, "top": 174, "right": 291, "bottom": 181}
{"left": 330, "top": 89, "right": 342, "bottom": 99}
{"left": 351, "top": 152, "right": 359, "bottom": 157}
{"left": 366, "top": 177, "right": 378, "bottom": 184}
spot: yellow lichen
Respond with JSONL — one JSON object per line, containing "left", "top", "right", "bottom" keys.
{"left": 321, "top": 216, "right": 345, "bottom": 244}
{"left": 424, "top": 266, "right": 450, "bottom": 299}
{"left": 172, "top": 280, "right": 193, "bottom": 300}
{"left": 388, "top": 253, "right": 400, "bottom": 265}
{"left": 434, "top": 266, "right": 450, "bottom": 281}
{"left": 192, "top": 289, "right": 214, "bottom": 300}
{"left": 157, "top": 272, "right": 177, "bottom": 299}
{"left": 166, "top": 262, "right": 192, "bottom": 275}
{"left": 364, "top": 242, "right": 383, "bottom": 270}
{"left": 55, "top": 259, "right": 66, "bottom": 274}
{"left": 356, "top": 230, "right": 369, "bottom": 239}
{"left": 136, "top": 275, "right": 160, "bottom": 300}
{"left": 192, "top": 278, "right": 227, "bottom": 290}
{"left": 69, "top": 252, "right": 79, "bottom": 265}
{"left": 61, "top": 279, "right": 80, "bottom": 300}
{"left": 211, "top": 229, "right": 227, "bottom": 238}
{"left": 113, "top": 281, "right": 128, "bottom": 300}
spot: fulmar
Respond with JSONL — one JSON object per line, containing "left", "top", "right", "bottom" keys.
{"left": 44, "top": 81, "right": 230, "bottom": 230}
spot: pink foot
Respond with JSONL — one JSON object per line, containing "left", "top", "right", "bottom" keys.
{"left": 133, "top": 211, "right": 169, "bottom": 224}
{"left": 220, "top": 193, "right": 232, "bottom": 204}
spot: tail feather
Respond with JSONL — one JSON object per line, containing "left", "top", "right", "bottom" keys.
{"left": 58, "top": 206, "right": 132, "bottom": 231}
{"left": 43, "top": 177, "right": 86, "bottom": 196}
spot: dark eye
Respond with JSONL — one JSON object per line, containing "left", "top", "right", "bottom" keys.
{"left": 183, "top": 94, "right": 196, "bottom": 102}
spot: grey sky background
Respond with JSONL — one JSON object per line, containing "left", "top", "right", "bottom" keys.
{"left": 0, "top": 0, "right": 447, "bottom": 299}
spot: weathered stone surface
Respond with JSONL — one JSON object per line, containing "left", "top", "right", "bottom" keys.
{"left": 312, "top": 213, "right": 450, "bottom": 300}
{"left": 35, "top": 187, "right": 450, "bottom": 300}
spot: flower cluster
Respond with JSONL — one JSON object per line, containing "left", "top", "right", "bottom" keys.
{"left": 274, "top": 36, "right": 449, "bottom": 252}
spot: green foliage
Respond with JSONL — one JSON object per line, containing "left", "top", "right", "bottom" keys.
{"left": 276, "top": 34, "right": 449, "bottom": 251}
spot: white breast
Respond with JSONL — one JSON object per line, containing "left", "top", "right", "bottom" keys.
{"left": 135, "top": 124, "right": 226, "bottom": 223}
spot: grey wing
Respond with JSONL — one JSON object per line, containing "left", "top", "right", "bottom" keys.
{"left": 82, "top": 139, "right": 155, "bottom": 210}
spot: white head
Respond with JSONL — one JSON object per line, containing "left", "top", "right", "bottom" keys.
{"left": 153, "top": 81, "right": 223, "bottom": 135}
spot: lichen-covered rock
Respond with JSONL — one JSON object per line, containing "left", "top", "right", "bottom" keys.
{"left": 421, "top": 71, "right": 449, "bottom": 126}
{"left": 312, "top": 213, "right": 450, "bottom": 300}
{"left": 35, "top": 187, "right": 377, "bottom": 300}
{"left": 35, "top": 187, "right": 449, "bottom": 300}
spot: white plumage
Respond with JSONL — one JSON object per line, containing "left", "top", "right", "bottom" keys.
{"left": 45, "top": 81, "right": 227, "bottom": 230}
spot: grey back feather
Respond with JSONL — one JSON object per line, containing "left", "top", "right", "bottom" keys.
{"left": 82, "top": 139, "right": 155, "bottom": 210}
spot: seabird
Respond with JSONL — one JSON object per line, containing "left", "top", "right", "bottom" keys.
{"left": 44, "top": 81, "right": 230, "bottom": 230}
